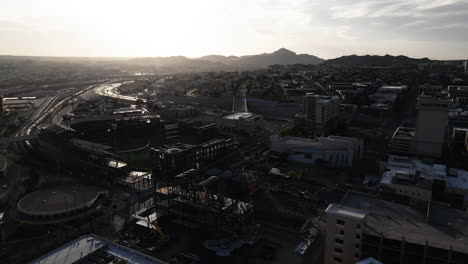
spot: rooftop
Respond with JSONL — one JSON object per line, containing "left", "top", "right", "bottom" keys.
{"left": 382, "top": 155, "right": 468, "bottom": 190}
{"left": 342, "top": 192, "right": 468, "bottom": 254}
{"left": 223, "top": 112, "right": 261, "bottom": 121}
{"left": 355, "top": 257, "right": 383, "bottom": 264}
{"left": 273, "top": 135, "right": 362, "bottom": 152}
{"left": 325, "top": 204, "right": 366, "bottom": 221}
{"left": 18, "top": 185, "right": 108, "bottom": 215}
{"left": 29, "top": 234, "right": 167, "bottom": 264}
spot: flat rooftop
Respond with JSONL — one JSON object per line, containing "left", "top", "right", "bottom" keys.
{"left": 29, "top": 234, "right": 167, "bottom": 264}
{"left": 325, "top": 204, "right": 366, "bottom": 221}
{"left": 223, "top": 112, "right": 261, "bottom": 120}
{"left": 18, "top": 185, "right": 108, "bottom": 215}
{"left": 342, "top": 192, "right": 468, "bottom": 254}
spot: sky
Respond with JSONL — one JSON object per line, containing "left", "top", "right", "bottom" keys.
{"left": 1, "top": 0, "right": 467, "bottom": 59}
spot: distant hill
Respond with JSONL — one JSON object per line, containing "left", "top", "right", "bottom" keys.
{"left": 323, "top": 54, "right": 432, "bottom": 67}
{"left": 199, "top": 48, "right": 324, "bottom": 67}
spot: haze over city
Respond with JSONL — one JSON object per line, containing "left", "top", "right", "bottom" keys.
{"left": 1, "top": 0, "right": 468, "bottom": 59}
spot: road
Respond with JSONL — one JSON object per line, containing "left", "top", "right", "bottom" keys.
{"left": 9, "top": 84, "right": 100, "bottom": 153}
{"left": 94, "top": 82, "right": 142, "bottom": 103}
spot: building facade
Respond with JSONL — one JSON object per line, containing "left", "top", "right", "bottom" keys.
{"left": 325, "top": 204, "right": 366, "bottom": 264}
{"left": 415, "top": 94, "right": 451, "bottom": 158}
{"left": 324, "top": 193, "right": 468, "bottom": 264}
{"left": 270, "top": 135, "right": 363, "bottom": 168}
{"left": 304, "top": 93, "right": 340, "bottom": 137}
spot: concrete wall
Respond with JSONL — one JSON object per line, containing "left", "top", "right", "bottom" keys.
{"left": 325, "top": 211, "right": 365, "bottom": 264}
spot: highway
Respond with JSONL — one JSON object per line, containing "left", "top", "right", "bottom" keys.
{"left": 93, "top": 82, "right": 144, "bottom": 103}
{"left": 9, "top": 84, "right": 101, "bottom": 153}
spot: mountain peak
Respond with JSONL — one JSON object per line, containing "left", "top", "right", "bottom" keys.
{"left": 272, "top": 48, "right": 296, "bottom": 55}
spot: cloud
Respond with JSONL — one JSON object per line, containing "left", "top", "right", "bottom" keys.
{"left": 336, "top": 26, "right": 357, "bottom": 40}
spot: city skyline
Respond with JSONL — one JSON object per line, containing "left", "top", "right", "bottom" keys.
{"left": 1, "top": 0, "right": 468, "bottom": 60}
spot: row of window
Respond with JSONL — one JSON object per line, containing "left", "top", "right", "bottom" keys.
{"left": 336, "top": 219, "right": 361, "bottom": 229}
{"left": 335, "top": 238, "right": 361, "bottom": 248}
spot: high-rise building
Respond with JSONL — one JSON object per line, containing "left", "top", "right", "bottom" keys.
{"left": 415, "top": 94, "right": 451, "bottom": 158}
{"left": 303, "top": 93, "right": 340, "bottom": 137}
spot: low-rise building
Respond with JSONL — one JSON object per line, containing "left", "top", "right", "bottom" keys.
{"left": 448, "top": 86, "right": 468, "bottom": 107}
{"left": 380, "top": 155, "right": 468, "bottom": 208}
{"left": 270, "top": 135, "right": 363, "bottom": 168}
{"left": 29, "top": 234, "right": 167, "bottom": 264}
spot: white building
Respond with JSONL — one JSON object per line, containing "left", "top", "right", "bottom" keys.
{"left": 380, "top": 155, "right": 468, "bottom": 207}
{"left": 325, "top": 204, "right": 366, "bottom": 264}
{"left": 270, "top": 135, "right": 363, "bottom": 168}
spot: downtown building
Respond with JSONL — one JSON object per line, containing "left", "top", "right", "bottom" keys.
{"left": 324, "top": 192, "right": 468, "bottom": 264}
{"left": 389, "top": 94, "right": 452, "bottom": 158}
{"left": 270, "top": 134, "right": 363, "bottom": 168}
{"left": 302, "top": 93, "right": 340, "bottom": 137}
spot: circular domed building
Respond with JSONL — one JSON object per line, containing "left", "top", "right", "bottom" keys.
{"left": 17, "top": 185, "right": 108, "bottom": 224}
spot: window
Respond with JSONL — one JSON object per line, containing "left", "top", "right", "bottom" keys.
{"left": 334, "top": 248, "right": 343, "bottom": 253}
{"left": 336, "top": 219, "right": 345, "bottom": 225}
{"left": 333, "top": 257, "right": 342, "bottom": 262}
{"left": 336, "top": 238, "right": 344, "bottom": 244}
{"left": 337, "top": 230, "right": 344, "bottom": 235}
{"left": 356, "top": 234, "right": 361, "bottom": 239}
{"left": 356, "top": 224, "right": 360, "bottom": 229}
{"left": 355, "top": 244, "right": 360, "bottom": 249}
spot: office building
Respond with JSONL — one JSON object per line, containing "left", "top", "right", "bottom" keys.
{"left": 304, "top": 93, "right": 340, "bottom": 137}
{"left": 415, "top": 94, "right": 451, "bottom": 158}
{"left": 389, "top": 94, "right": 451, "bottom": 158}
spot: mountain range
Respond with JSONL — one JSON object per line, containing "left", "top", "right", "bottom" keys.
{"left": 0, "top": 49, "right": 442, "bottom": 74}
{"left": 122, "top": 48, "right": 324, "bottom": 72}
{"left": 197, "top": 48, "right": 324, "bottom": 67}
{"left": 324, "top": 54, "right": 432, "bottom": 67}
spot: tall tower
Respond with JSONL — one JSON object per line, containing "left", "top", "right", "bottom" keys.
{"left": 415, "top": 94, "right": 451, "bottom": 158}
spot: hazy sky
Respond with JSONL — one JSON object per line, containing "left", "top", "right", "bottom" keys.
{"left": 1, "top": 0, "right": 467, "bottom": 59}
